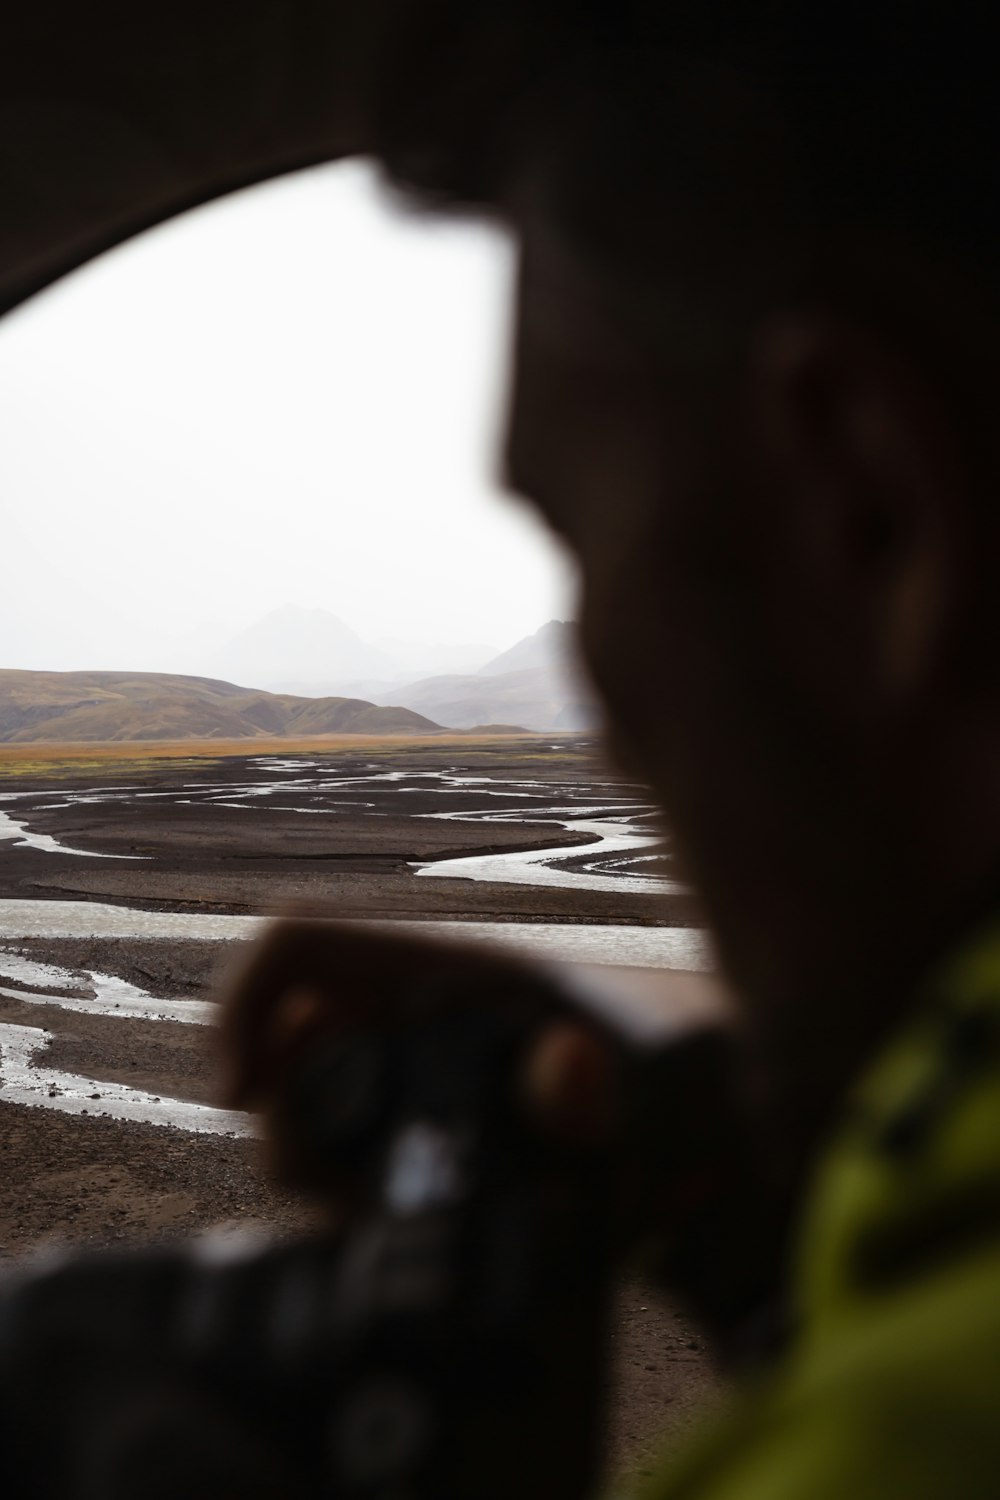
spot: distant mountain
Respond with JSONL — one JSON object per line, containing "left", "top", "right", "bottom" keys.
{"left": 377, "top": 668, "right": 596, "bottom": 732}
{"left": 212, "top": 606, "right": 397, "bottom": 695}
{"left": 369, "top": 621, "right": 599, "bottom": 732}
{"left": 211, "top": 606, "right": 501, "bottom": 697}
{"left": 0, "top": 670, "right": 440, "bottom": 742}
{"left": 478, "top": 620, "right": 578, "bottom": 677}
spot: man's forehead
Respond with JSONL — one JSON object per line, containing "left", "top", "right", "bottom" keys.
{"left": 517, "top": 236, "right": 638, "bottom": 368}
{"left": 516, "top": 218, "right": 692, "bottom": 378}
{"left": 515, "top": 213, "right": 741, "bottom": 395}
{"left": 506, "top": 232, "right": 687, "bottom": 530}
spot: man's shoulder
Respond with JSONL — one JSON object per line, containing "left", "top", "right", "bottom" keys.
{"left": 638, "top": 916, "right": 1000, "bottom": 1500}
{"left": 640, "top": 1232, "right": 1000, "bottom": 1500}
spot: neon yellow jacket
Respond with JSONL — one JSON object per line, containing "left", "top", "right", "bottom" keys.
{"left": 641, "top": 919, "right": 1000, "bottom": 1500}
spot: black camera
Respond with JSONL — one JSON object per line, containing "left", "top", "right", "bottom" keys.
{"left": 0, "top": 962, "right": 740, "bottom": 1500}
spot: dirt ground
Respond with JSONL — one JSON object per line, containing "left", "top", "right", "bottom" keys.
{"left": 0, "top": 741, "right": 720, "bottom": 1481}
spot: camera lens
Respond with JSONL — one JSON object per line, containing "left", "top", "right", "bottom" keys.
{"left": 292, "top": 1034, "right": 388, "bottom": 1152}
{"left": 330, "top": 1374, "right": 430, "bottom": 1484}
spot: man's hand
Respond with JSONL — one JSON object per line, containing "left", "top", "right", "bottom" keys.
{"left": 221, "top": 919, "right": 620, "bottom": 1201}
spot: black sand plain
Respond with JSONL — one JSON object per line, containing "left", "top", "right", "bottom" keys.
{"left": 0, "top": 736, "right": 715, "bottom": 1474}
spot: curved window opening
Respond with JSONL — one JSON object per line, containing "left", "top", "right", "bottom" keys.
{"left": 0, "top": 160, "right": 573, "bottom": 683}
{"left": 0, "top": 161, "right": 696, "bottom": 1151}
{"left": 0, "top": 154, "right": 687, "bottom": 922}
{"left": 0, "top": 166, "right": 703, "bottom": 1461}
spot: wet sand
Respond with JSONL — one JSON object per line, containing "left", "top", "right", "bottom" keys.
{"left": 0, "top": 738, "right": 718, "bottom": 1475}
{"left": 0, "top": 739, "right": 699, "bottom": 920}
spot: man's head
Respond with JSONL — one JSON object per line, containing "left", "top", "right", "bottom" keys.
{"left": 382, "top": 6, "right": 1000, "bottom": 1040}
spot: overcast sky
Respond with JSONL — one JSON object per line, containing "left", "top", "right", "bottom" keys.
{"left": 0, "top": 160, "right": 575, "bottom": 675}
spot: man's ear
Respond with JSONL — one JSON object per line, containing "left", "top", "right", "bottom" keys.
{"left": 745, "top": 316, "right": 964, "bottom": 699}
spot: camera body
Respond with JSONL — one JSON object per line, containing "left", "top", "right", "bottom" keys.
{"left": 0, "top": 963, "right": 738, "bottom": 1499}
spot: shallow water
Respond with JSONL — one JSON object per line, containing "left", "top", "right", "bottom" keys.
{"left": 0, "top": 898, "right": 710, "bottom": 970}
{"left": 0, "top": 756, "right": 705, "bottom": 1136}
{"left": 0, "top": 1019, "right": 252, "bottom": 1135}
{"left": 415, "top": 812, "right": 684, "bottom": 895}
{"left": 0, "top": 806, "right": 144, "bottom": 860}
{"left": 0, "top": 950, "right": 217, "bottom": 1023}
{"left": 0, "top": 945, "right": 245, "bottom": 1133}
{"left": 0, "top": 763, "right": 684, "bottom": 895}
{"left": 410, "top": 777, "right": 685, "bottom": 895}
{"left": 0, "top": 909, "right": 711, "bottom": 1137}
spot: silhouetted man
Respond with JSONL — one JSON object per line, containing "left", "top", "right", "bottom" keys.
{"left": 7, "top": 5, "right": 1000, "bottom": 1495}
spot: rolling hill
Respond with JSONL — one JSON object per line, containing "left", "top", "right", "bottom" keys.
{"left": 0, "top": 670, "right": 441, "bottom": 742}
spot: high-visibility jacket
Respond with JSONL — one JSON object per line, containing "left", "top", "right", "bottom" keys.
{"left": 637, "top": 916, "right": 1000, "bottom": 1500}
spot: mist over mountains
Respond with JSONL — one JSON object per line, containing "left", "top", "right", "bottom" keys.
{"left": 211, "top": 605, "right": 499, "bottom": 698}
{"left": 213, "top": 608, "right": 597, "bottom": 732}
{"left": 0, "top": 614, "right": 598, "bottom": 741}
{"left": 211, "top": 606, "right": 397, "bottom": 694}
{"left": 369, "top": 621, "right": 597, "bottom": 731}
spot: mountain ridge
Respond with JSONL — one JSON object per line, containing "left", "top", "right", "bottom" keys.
{"left": 369, "top": 621, "right": 599, "bottom": 731}
{"left": 212, "top": 605, "right": 500, "bottom": 697}
{"left": 477, "top": 619, "right": 576, "bottom": 677}
{"left": 0, "top": 669, "right": 441, "bottom": 743}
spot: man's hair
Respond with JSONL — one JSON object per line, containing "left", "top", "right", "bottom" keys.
{"left": 370, "top": 3, "right": 999, "bottom": 293}
{"left": 370, "top": 3, "right": 1000, "bottom": 666}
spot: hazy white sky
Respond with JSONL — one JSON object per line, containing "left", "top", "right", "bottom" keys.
{"left": 0, "top": 160, "right": 575, "bottom": 675}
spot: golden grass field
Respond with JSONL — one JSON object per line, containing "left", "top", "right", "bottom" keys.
{"left": 0, "top": 732, "right": 567, "bottom": 778}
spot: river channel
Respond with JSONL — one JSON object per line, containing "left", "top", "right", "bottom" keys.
{"left": 0, "top": 762, "right": 687, "bottom": 895}
{"left": 0, "top": 754, "right": 708, "bottom": 1136}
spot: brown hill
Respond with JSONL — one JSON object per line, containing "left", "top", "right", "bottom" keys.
{"left": 0, "top": 670, "right": 441, "bottom": 742}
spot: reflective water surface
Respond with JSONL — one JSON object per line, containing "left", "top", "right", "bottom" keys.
{"left": 0, "top": 755, "right": 707, "bottom": 1136}
{"left": 0, "top": 898, "right": 710, "bottom": 969}
{"left": 0, "top": 907, "right": 710, "bottom": 1136}
{"left": 0, "top": 765, "right": 684, "bottom": 894}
